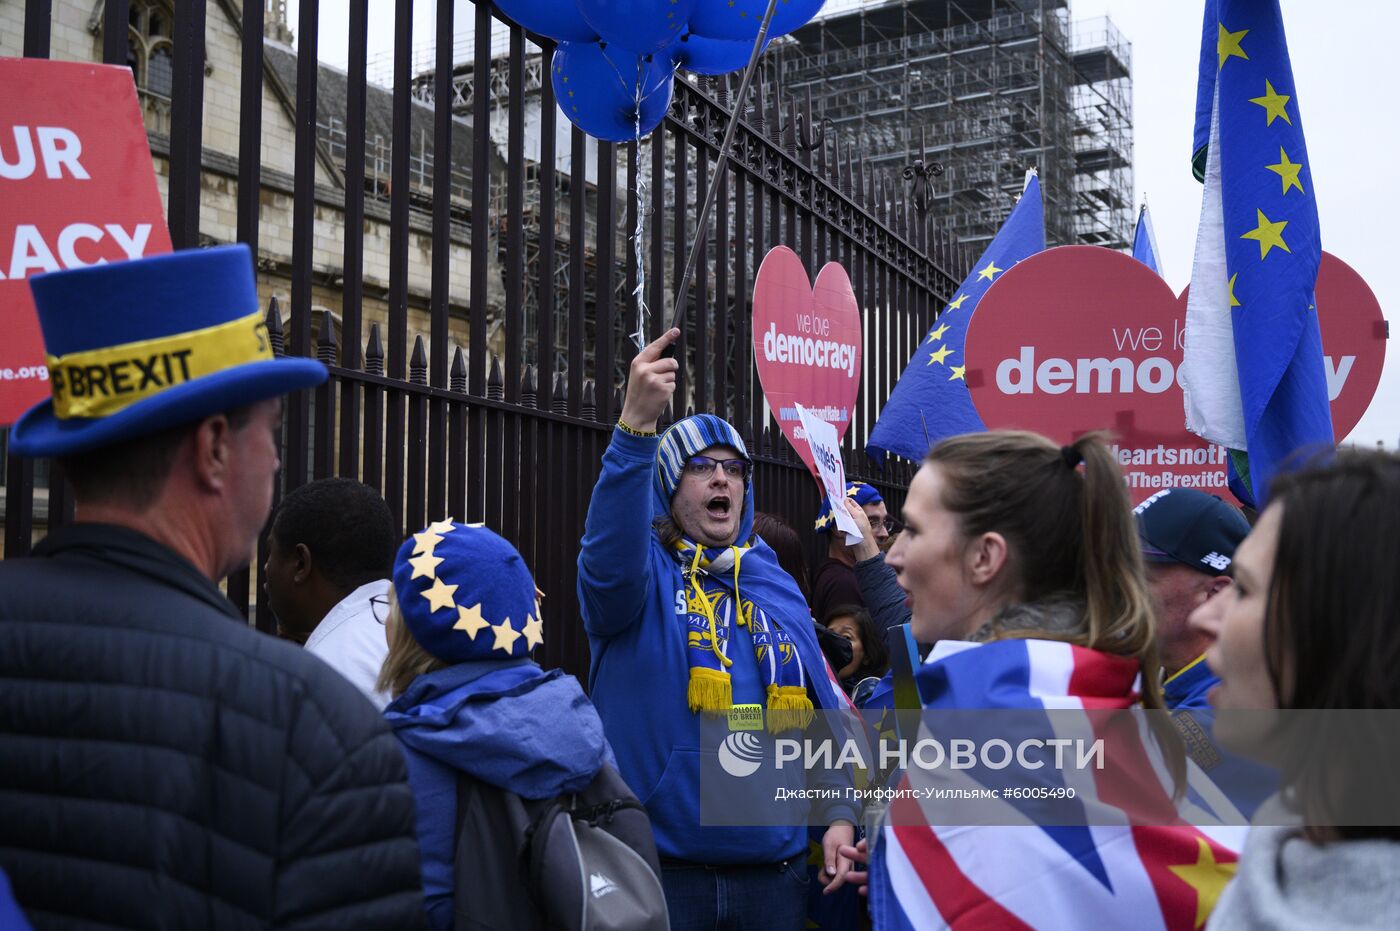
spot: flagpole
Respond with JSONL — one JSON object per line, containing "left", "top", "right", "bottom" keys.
{"left": 664, "top": 0, "right": 780, "bottom": 347}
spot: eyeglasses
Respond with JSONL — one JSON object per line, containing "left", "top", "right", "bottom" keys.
{"left": 878, "top": 517, "right": 903, "bottom": 533}
{"left": 370, "top": 595, "right": 390, "bottom": 625}
{"left": 683, "top": 455, "right": 750, "bottom": 480}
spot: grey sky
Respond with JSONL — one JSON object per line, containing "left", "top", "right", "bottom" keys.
{"left": 296, "top": 0, "right": 1396, "bottom": 447}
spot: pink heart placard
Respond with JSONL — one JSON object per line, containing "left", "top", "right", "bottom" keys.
{"left": 751, "top": 246, "right": 863, "bottom": 477}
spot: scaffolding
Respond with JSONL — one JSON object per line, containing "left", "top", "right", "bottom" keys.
{"left": 777, "top": 0, "right": 1132, "bottom": 250}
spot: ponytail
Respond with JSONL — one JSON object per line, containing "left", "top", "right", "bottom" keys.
{"left": 927, "top": 430, "right": 1184, "bottom": 790}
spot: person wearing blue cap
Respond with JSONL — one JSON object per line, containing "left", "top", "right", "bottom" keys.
{"left": 1134, "top": 488, "right": 1250, "bottom": 708}
{"left": 0, "top": 247, "right": 423, "bottom": 927}
{"left": 810, "top": 480, "right": 891, "bottom": 623}
{"left": 577, "top": 329, "right": 859, "bottom": 931}
{"left": 378, "top": 520, "right": 663, "bottom": 930}
{"left": 1135, "top": 487, "right": 1276, "bottom": 818}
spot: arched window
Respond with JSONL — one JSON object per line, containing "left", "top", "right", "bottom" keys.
{"left": 125, "top": 1, "right": 175, "bottom": 99}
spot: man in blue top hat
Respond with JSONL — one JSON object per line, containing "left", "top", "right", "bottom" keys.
{"left": 0, "top": 246, "right": 423, "bottom": 927}
{"left": 1135, "top": 487, "right": 1276, "bottom": 818}
{"left": 577, "top": 329, "right": 859, "bottom": 931}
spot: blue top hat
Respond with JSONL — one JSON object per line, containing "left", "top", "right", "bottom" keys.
{"left": 393, "top": 521, "right": 544, "bottom": 663}
{"left": 9, "top": 244, "right": 326, "bottom": 458}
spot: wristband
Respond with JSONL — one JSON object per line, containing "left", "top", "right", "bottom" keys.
{"left": 616, "top": 418, "right": 658, "bottom": 437}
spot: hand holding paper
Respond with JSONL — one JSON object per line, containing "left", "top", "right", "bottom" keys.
{"left": 795, "top": 403, "right": 863, "bottom": 545}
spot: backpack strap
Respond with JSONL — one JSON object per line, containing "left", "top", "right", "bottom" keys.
{"left": 524, "top": 793, "right": 572, "bottom": 895}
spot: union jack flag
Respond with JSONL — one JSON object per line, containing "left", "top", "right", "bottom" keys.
{"left": 869, "top": 639, "right": 1245, "bottom": 931}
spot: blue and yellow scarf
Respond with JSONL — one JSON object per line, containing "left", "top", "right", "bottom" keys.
{"left": 674, "top": 538, "right": 814, "bottom": 733}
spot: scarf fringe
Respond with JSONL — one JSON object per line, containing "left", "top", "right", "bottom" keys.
{"left": 766, "top": 683, "right": 814, "bottom": 733}
{"left": 688, "top": 667, "right": 732, "bottom": 714}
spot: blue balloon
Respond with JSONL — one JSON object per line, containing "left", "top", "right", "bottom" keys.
{"left": 494, "top": 0, "right": 598, "bottom": 42}
{"left": 687, "top": 0, "right": 825, "bottom": 42}
{"left": 551, "top": 42, "right": 675, "bottom": 143}
{"left": 576, "top": 0, "right": 700, "bottom": 55}
{"left": 667, "top": 31, "right": 770, "bottom": 75}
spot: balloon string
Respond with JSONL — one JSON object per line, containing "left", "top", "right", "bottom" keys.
{"left": 630, "top": 70, "right": 649, "bottom": 350}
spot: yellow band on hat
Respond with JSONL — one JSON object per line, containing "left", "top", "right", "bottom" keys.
{"left": 45, "top": 310, "right": 273, "bottom": 420}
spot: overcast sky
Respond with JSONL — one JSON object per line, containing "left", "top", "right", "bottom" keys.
{"left": 296, "top": 0, "right": 1396, "bottom": 447}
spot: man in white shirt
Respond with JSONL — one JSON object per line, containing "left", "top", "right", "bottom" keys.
{"left": 264, "top": 478, "right": 397, "bottom": 707}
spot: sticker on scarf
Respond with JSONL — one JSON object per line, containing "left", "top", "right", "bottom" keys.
{"left": 728, "top": 704, "right": 763, "bottom": 731}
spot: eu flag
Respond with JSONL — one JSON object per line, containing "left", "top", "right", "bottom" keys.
{"left": 1180, "top": 0, "right": 1333, "bottom": 501}
{"left": 867, "top": 172, "right": 1045, "bottom": 465}
{"left": 1132, "top": 203, "right": 1162, "bottom": 276}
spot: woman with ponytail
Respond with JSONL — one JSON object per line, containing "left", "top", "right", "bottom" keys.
{"left": 832, "top": 430, "right": 1238, "bottom": 929}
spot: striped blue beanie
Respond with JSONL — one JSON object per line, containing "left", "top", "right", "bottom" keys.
{"left": 656, "top": 413, "right": 749, "bottom": 499}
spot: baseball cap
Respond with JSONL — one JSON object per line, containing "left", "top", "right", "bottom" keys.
{"left": 1134, "top": 488, "right": 1250, "bottom": 576}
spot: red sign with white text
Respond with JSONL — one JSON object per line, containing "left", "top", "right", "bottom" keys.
{"left": 964, "top": 246, "right": 1386, "bottom": 504}
{"left": 752, "top": 246, "right": 863, "bottom": 477}
{"left": 0, "top": 58, "right": 172, "bottom": 425}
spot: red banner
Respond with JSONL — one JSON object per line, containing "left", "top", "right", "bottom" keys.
{"left": 964, "top": 246, "right": 1385, "bottom": 504}
{"left": 0, "top": 59, "right": 172, "bottom": 425}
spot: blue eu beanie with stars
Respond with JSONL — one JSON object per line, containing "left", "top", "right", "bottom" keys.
{"left": 393, "top": 520, "right": 544, "bottom": 662}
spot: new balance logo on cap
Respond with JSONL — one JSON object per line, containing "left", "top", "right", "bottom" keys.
{"left": 590, "top": 872, "right": 618, "bottom": 899}
{"left": 1200, "top": 552, "right": 1232, "bottom": 572}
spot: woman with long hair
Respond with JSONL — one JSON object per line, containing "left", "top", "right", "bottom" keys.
{"left": 833, "top": 430, "right": 1235, "bottom": 929}
{"left": 1192, "top": 450, "right": 1400, "bottom": 929}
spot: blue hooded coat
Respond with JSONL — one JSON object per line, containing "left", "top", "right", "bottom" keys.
{"left": 385, "top": 659, "right": 615, "bottom": 929}
{"left": 577, "top": 424, "right": 855, "bottom": 864}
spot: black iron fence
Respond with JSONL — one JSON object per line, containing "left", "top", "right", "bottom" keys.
{"left": 4, "top": 0, "right": 963, "bottom": 681}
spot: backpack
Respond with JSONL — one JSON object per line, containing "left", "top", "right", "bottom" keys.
{"left": 453, "top": 764, "right": 669, "bottom": 931}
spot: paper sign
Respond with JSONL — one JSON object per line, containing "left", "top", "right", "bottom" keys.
{"left": 796, "top": 403, "right": 863, "bottom": 545}
{"left": 0, "top": 59, "right": 173, "bottom": 425}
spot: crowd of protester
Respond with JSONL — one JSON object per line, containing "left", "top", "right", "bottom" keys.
{"left": 1, "top": 249, "right": 1398, "bottom": 929}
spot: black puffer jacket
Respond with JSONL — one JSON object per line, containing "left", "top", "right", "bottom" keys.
{"left": 0, "top": 524, "right": 425, "bottom": 929}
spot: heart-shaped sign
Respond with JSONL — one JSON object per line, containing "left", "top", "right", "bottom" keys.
{"left": 963, "top": 246, "right": 1386, "bottom": 504}
{"left": 751, "top": 246, "right": 863, "bottom": 477}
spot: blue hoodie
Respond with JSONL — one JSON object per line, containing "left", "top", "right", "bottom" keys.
{"left": 577, "top": 426, "right": 855, "bottom": 864}
{"left": 385, "top": 659, "right": 615, "bottom": 929}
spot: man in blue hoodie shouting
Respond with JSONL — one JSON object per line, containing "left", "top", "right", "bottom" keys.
{"left": 579, "top": 328, "right": 858, "bottom": 931}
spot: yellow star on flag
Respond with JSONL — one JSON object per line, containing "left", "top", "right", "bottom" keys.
{"left": 411, "top": 530, "right": 443, "bottom": 556}
{"left": 949, "top": 365, "right": 966, "bottom": 381}
{"left": 454, "top": 602, "right": 489, "bottom": 639}
{"left": 925, "top": 322, "right": 951, "bottom": 343}
{"left": 1266, "top": 147, "right": 1304, "bottom": 195}
{"left": 1168, "top": 837, "right": 1238, "bottom": 930}
{"left": 1241, "top": 209, "right": 1290, "bottom": 259}
{"left": 1227, "top": 273, "right": 1242, "bottom": 308}
{"left": 1217, "top": 24, "right": 1248, "bottom": 69}
{"left": 927, "top": 345, "right": 954, "bottom": 366}
{"left": 1249, "top": 79, "right": 1292, "bottom": 126}
{"left": 426, "top": 518, "right": 457, "bottom": 535}
{"left": 522, "top": 614, "right": 544, "bottom": 650}
{"left": 947, "top": 293, "right": 969, "bottom": 310}
{"left": 977, "top": 261, "right": 1002, "bottom": 281}
{"left": 407, "top": 552, "right": 443, "bottom": 581}
{"left": 420, "top": 577, "right": 459, "bottom": 613}
{"left": 491, "top": 617, "right": 522, "bottom": 653}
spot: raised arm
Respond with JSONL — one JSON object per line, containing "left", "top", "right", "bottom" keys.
{"left": 845, "top": 499, "right": 911, "bottom": 639}
{"left": 577, "top": 329, "right": 680, "bottom": 639}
